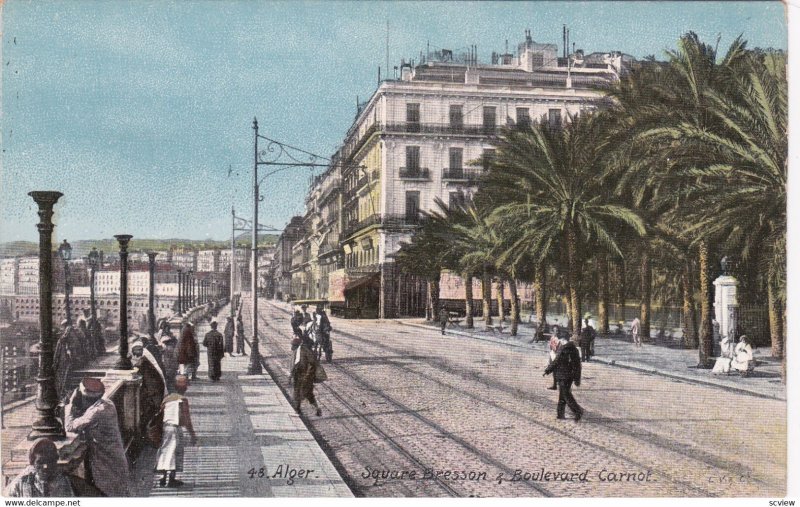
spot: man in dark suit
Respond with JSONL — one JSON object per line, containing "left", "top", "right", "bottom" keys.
{"left": 579, "top": 318, "right": 596, "bottom": 362}
{"left": 544, "top": 338, "right": 584, "bottom": 421}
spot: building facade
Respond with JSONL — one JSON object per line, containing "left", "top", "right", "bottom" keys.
{"left": 282, "top": 32, "right": 630, "bottom": 317}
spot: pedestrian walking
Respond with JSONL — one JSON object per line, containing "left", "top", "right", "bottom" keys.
{"left": 300, "top": 304, "right": 312, "bottom": 325}
{"left": 235, "top": 313, "right": 247, "bottom": 356}
{"left": 547, "top": 329, "right": 560, "bottom": 390}
{"left": 223, "top": 317, "right": 235, "bottom": 357}
{"left": 85, "top": 309, "right": 105, "bottom": 356}
{"left": 203, "top": 321, "right": 225, "bottom": 381}
{"left": 439, "top": 304, "right": 449, "bottom": 335}
{"left": 177, "top": 322, "right": 199, "bottom": 381}
{"left": 64, "top": 378, "right": 131, "bottom": 496}
{"left": 78, "top": 319, "right": 96, "bottom": 362}
{"left": 291, "top": 333, "right": 322, "bottom": 417}
{"left": 543, "top": 338, "right": 583, "bottom": 422}
{"left": 631, "top": 317, "right": 642, "bottom": 347}
{"left": 579, "top": 318, "right": 596, "bottom": 362}
{"left": 291, "top": 310, "right": 304, "bottom": 339}
{"left": 315, "top": 305, "right": 333, "bottom": 362}
{"left": 53, "top": 321, "right": 73, "bottom": 402}
{"left": 159, "top": 325, "right": 179, "bottom": 393}
{"left": 153, "top": 376, "right": 197, "bottom": 488}
{"left": 130, "top": 337, "right": 168, "bottom": 441}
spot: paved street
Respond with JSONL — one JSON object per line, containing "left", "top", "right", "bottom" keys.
{"left": 130, "top": 314, "right": 352, "bottom": 497}
{"left": 254, "top": 299, "right": 786, "bottom": 497}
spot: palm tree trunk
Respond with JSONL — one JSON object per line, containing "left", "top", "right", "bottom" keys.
{"left": 464, "top": 272, "right": 474, "bottom": 329}
{"left": 698, "top": 241, "right": 713, "bottom": 367}
{"left": 509, "top": 278, "right": 519, "bottom": 336}
{"left": 482, "top": 267, "right": 492, "bottom": 329}
{"left": 681, "top": 259, "right": 698, "bottom": 349}
{"left": 767, "top": 275, "right": 783, "bottom": 358}
{"left": 640, "top": 250, "right": 651, "bottom": 344}
{"left": 781, "top": 304, "right": 786, "bottom": 384}
{"left": 567, "top": 226, "right": 581, "bottom": 341}
{"left": 616, "top": 259, "right": 625, "bottom": 323}
{"left": 598, "top": 255, "right": 609, "bottom": 335}
{"left": 496, "top": 278, "right": 505, "bottom": 323}
{"left": 428, "top": 275, "right": 440, "bottom": 322}
{"left": 534, "top": 263, "right": 547, "bottom": 341}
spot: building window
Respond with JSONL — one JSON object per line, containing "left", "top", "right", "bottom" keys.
{"left": 449, "top": 148, "right": 463, "bottom": 175}
{"left": 449, "top": 105, "right": 463, "bottom": 130}
{"left": 516, "top": 107, "right": 530, "bottom": 128}
{"left": 482, "top": 149, "right": 496, "bottom": 172}
{"left": 482, "top": 106, "right": 496, "bottom": 131}
{"left": 448, "top": 191, "right": 466, "bottom": 210}
{"left": 405, "top": 191, "right": 420, "bottom": 224}
{"left": 406, "top": 103, "right": 420, "bottom": 132}
{"left": 405, "top": 146, "right": 420, "bottom": 171}
{"left": 548, "top": 109, "right": 562, "bottom": 129}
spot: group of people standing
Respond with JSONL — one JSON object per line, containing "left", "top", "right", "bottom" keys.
{"left": 289, "top": 304, "right": 332, "bottom": 417}
{"left": 52, "top": 310, "right": 106, "bottom": 401}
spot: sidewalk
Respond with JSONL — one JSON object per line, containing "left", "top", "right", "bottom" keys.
{"left": 131, "top": 311, "right": 353, "bottom": 497}
{"left": 397, "top": 318, "right": 785, "bottom": 401}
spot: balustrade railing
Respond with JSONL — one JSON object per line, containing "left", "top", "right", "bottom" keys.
{"left": 442, "top": 167, "right": 482, "bottom": 182}
{"left": 399, "top": 167, "right": 430, "bottom": 180}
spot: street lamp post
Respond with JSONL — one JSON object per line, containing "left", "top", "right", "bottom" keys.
{"left": 147, "top": 252, "right": 158, "bottom": 339}
{"left": 57, "top": 240, "right": 73, "bottom": 326}
{"left": 188, "top": 270, "right": 194, "bottom": 308}
{"left": 28, "top": 191, "right": 65, "bottom": 440}
{"left": 248, "top": 119, "right": 263, "bottom": 375}
{"left": 88, "top": 248, "right": 99, "bottom": 324}
{"left": 113, "top": 234, "right": 133, "bottom": 370}
{"left": 87, "top": 247, "right": 101, "bottom": 356}
{"left": 177, "top": 269, "right": 183, "bottom": 316}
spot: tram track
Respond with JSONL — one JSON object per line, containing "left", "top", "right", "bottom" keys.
{"left": 248, "top": 301, "right": 776, "bottom": 497}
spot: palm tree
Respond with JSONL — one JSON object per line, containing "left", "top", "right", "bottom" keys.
{"left": 609, "top": 32, "right": 752, "bottom": 365}
{"left": 652, "top": 49, "right": 787, "bottom": 360}
{"left": 482, "top": 112, "right": 646, "bottom": 340}
{"left": 447, "top": 204, "right": 502, "bottom": 331}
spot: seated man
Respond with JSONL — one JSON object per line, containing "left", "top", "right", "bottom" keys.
{"left": 6, "top": 438, "right": 103, "bottom": 497}
{"left": 712, "top": 335, "right": 735, "bottom": 374}
{"left": 730, "top": 335, "right": 755, "bottom": 376}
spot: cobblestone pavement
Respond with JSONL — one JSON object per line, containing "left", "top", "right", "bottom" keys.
{"left": 130, "top": 310, "right": 352, "bottom": 497}
{"left": 254, "top": 299, "right": 785, "bottom": 498}
{"left": 399, "top": 319, "right": 785, "bottom": 400}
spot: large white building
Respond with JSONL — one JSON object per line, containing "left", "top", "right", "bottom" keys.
{"left": 290, "top": 31, "right": 630, "bottom": 318}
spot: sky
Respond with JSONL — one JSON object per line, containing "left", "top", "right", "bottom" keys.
{"left": 0, "top": 0, "right": 789, "bottom": 243}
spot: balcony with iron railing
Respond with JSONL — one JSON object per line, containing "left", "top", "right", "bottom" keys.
{"left": 341, "top": 214, "right": 425, "bottom": 239}
{"left": 442, "top": 167, "right": 482, "bottom": 183}
{"left": 385, "top": 122, "right": 499, "bottom": 136}
{"left": 399, "top": 167, "right": 430, "bottom": 180}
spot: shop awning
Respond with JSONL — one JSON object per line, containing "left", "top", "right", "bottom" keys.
{"left": 344, "top": 273, "right": 380, "bottom": 293}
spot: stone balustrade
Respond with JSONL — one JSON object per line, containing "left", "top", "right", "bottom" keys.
{"left": 2, "top": 297, "right": 227, "bottom": 493}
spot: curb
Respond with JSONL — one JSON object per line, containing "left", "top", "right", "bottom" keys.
{"left": 396, "top": 320, "right": 786, "bottom": 402}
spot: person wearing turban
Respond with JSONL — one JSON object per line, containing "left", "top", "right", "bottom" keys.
{"left": 5, "top": 438, "right": 103, "bottom": 497}
{"left": 64, "top": 377, "right": 131, "bottom": 496}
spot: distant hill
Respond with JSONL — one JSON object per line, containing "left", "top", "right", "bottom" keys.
{"left": 0, "top": 235, "right": 278, "bottom": 258}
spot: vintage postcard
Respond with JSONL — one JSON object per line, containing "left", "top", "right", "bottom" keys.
{"left": 0, "top": 0, "right": 794, "bottom": 503}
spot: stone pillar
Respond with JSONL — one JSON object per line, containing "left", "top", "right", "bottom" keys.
{"left": 379, "top": 262, "right": 397, "bottom": 319}
{"left": 713, "top": 274, "right": 739, "bottom": 341}
{"left": 113, "top": 235, "right": 133, "bottom": 370}
{"left": 27, "top": 191, "right": 65, "bottom": 440}
{"left": 147, "top": 252, "right": 158, "bottom": 339}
